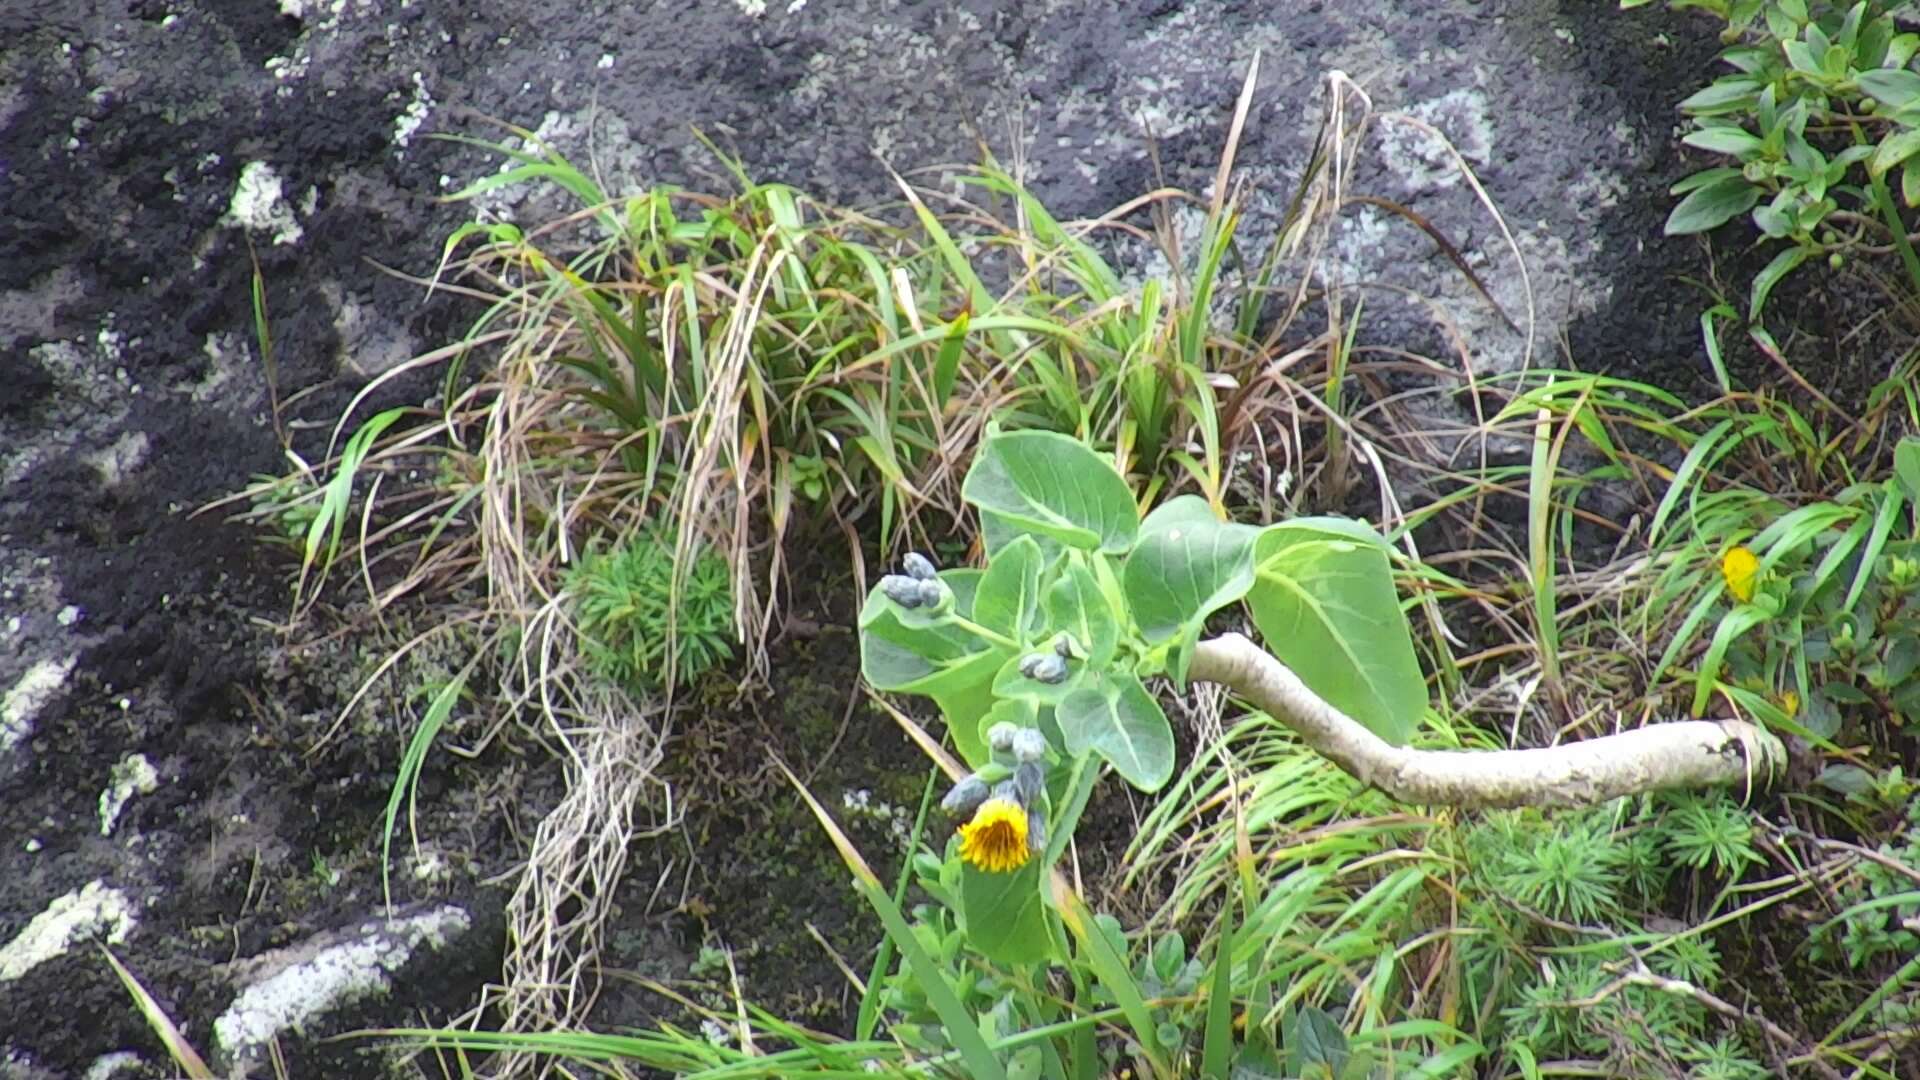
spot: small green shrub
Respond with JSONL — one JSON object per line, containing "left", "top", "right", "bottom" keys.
{"left": 1660, "top": 790, "right": 1765, "bottom": 878}
{"left": 1479, "top": 812, "right": 1626, "bottom": 924}
{"left": 1633, "top": 0, "right": 1920, "bottom": 326}
{"left": 567, "top": 529, "right": 733, "bottom": 692}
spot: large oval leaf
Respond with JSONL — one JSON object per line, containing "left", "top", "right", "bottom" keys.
{"left": 1123, "top": 495, "right": 1262, "bottom": 684}
{"left": 858, "top": 569, "right": 1008, "bottom": 766}
{"left": 960, "top": 856, "right": 1051, "bottom": 965}
{"left": 1057, "top": 671, "right": 1174, "bottom": 792}
{"left": 963, "top": 430, "right": 1138, "bottom": 553}
{"left": 1246, "top": 520, "right": 1425, "bottom": 746}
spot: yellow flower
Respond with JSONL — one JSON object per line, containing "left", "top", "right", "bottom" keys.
{"left": 1720, "top": 546, "right": 1759, "bottom": 604}
{"left": 1778, "top": 690, "right": 1800, "bottom": 718}
{"left": 957, "top": 797, "right": 1031, "bottom": 874}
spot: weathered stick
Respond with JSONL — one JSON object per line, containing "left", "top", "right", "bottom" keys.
{"left": 1187, "top": 633, "right": 1789, "bottom": 810}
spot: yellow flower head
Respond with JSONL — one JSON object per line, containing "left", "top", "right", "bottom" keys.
{"left": 1778, "top": 690, "right": 1800, "bottom": 718}
{"left": 1721, "top": 546, "right": 1759, "bottom": 604}
{"left": 957, "top": 797, "right": 1031, "bottom": 874}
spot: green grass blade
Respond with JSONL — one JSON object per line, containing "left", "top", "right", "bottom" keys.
{"left": 382, "top": 667, "right": 468, "bottom": 910}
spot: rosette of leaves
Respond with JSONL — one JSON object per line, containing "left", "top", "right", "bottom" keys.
{"left": 858, "top": 427, "right": 1425, "bottom": 963}
{"left": 568, "top": 528, "right": 733, "bottom": 692}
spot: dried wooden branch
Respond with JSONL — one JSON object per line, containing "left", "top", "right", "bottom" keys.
{"left": 1187, "top": 634, "right": 1789, "bottom": 810}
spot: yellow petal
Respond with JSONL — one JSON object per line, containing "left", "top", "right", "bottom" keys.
{"left": 1721, "top": 546, "right": 1759, "bottom": 604}
{"left": 957, "top": 798, "right": 1031, "bottom": 874}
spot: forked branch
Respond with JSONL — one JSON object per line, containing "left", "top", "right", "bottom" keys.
{"left": 1188, "top": 634, "right": 1789, "bottom": 810}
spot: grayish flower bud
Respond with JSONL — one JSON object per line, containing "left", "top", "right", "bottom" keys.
{"left": 1012, "top": 761, "right": 1045, "bottom": 806}
{"left": 1011, "top": 727, "right": 1048, "bottom": 764}
{"left": 903, "top": 552, "right": 937, "bottom": 581}
{"left": 992, "top": 779, "right": 1021, "bottom": 805}
{"left": 1018, "top": 653, "right": 1048, "bottom": 678}
{"left": 1028, "top": 653, "right": 1068, "bottom": 684}
{"left": 881, "top": 574, "right": 924, "bottom": 608}
{"left": 987, "top": 722, "right": 1019, "bottom": 752}
{"left": 1026, "top": 808, "right": 1047, "bottom": 853}
{"left": 940, "top": 774, "right": 989, "bottom": 815}
{"left": 1054, "top": 634, "right": 1078, "bottom": 658}
{"left": 916, "top": 578, "right": 945, "bottom": 608}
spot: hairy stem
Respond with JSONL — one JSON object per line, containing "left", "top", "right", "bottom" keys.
{"left": 1187, "top": 633, "right": 1789, "bottom": 810}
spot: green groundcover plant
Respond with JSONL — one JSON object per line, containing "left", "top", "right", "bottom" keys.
{"left": 1633, "top": 0, "right": 1920, "bottom": 337}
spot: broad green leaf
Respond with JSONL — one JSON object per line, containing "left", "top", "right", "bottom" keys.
{"left": 859, "top": 573, "right": 1010, "bottom": 766}
{"left": 1858, "top": 69, "right": 1920, "bottom": 111}
{"left": 1123, "top": 495, "right": 1263, "bottom": 684}
{"left": 1285, "top": 1006, "right": 1351, "bottom": 1076}
{"left": 974, "top": 535, "right": 1045, "bottom": 642}
{"left": 963, "top": 430, "right": 1138, "bottom": 553}
{"left": 960, "top": 856, "right": 1052, "bottom": 965}
{"left": 1664, "top": 176, "right": 1761, "bottom": 235}
{"left": 1046, "top": 555, "right": 1120, "bottom": 668}
{"left": 872, "top": 645, "right": 1009, "bottom": 766}
{"left": 1783, "top": 38, "right": 1820, "bottom": 73}
{"left": 1057, "top": 672, "right": 1174, "bottom": 791}
{"left": 980, "top": 507, "right": 1062, "bottom": 561}
{"left": 1247, "top": 521, "right": 1425, "bottom": 746}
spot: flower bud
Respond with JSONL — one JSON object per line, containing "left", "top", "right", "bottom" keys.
{"left": 1019, "top": 653, "right": 1048, "bottom": 678}
{"left": 903, "top": 552, "right": 937, "bottom": 581}
{"left": 993, "top": 779, "right": 1021, "bottom": 805}
{"left": 1054, "top": 634, "right": 1078, "bottom": 658}
{"left": 1026, "top": 808, "right": 1047, "bottom": 853}
{"left": 1011, "top": 727, "right": 1048, "bottom": 764}
{"left": 881, "top": 574, "right": 924, "bottom": 608}
{"left": 1028, "top": 653, "right": 1068, "bottom": 684}
{"left": 940, "top": 774, "right": 990, "bottom": 815}
{"left": 1011, "top": 761, "right": 1045, "bottom": 806}
{"left": 916, "top": 578, "right": 946, "bottom": 608}
{"left": 987, "top": 722, "right": 1019, "bottom": 752}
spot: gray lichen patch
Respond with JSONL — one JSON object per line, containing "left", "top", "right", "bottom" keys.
{"left": 225, "top": 162, "right": 305, "bottom": 246}
{"left": 2, "top": 656, "right": 76, "bottom": 757}
{"left": 0, "top": 881, "right": 135, "bottom": 983}
{"left": 84, "top": 432, "right": 151, "bottom": 489}
{"left": 98, "top": 754, "right": 160, "bottom": 837}
{"left": 213, "top": 904, "right": 473, "bottom": 1068}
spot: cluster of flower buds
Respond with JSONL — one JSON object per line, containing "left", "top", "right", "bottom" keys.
{"left": 880, "top": 551, "right": 945, "bottom": 609}
{"left": 942, "top": 720, "right": 1052, "bottom": 859}
{"left": 1017, "top": 633, "right": 1077, "bottom": 684}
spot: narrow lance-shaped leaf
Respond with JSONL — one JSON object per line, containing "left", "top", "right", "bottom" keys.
{"left": 973, "top": 535, "right": 1045, "bottom": 643}
{"left": 1046, "top": 554, "right": 1120, "bottom": 668}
